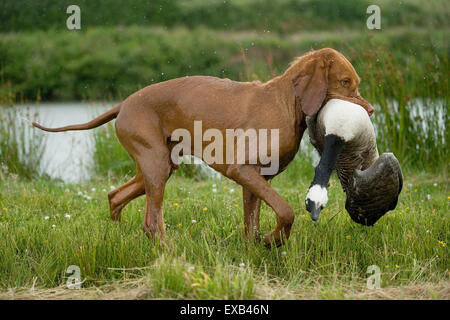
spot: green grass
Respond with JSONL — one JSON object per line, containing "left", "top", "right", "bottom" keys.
{"left": 0, "top": 106, "right": 47, "bottom": 180}
{"left": 0, "top": 157, "right": 448, "bottom": 299}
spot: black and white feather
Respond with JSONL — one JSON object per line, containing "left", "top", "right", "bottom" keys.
{"left": 306, "top": 99, "right": 403, "bottom": 226}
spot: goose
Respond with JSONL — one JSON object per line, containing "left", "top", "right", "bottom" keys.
{"left": 305, "top": 98, "right": 403, "bottom": 226}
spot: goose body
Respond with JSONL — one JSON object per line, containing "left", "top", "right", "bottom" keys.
{"left": 305, "top": 99, "right": 403, "bottom": 225}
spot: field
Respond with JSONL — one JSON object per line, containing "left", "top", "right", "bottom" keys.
{"left": 0, "top": 0, "right": 449, "bottom": 300}
{"left": 0, "top": 156, "right": 448, "bottom": 299}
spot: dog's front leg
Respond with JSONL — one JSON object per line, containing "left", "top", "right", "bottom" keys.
{"left": 243, "top": 187, "right": 261, "bottom": 243}
{"left": 227, "top": 164, "right": 294, "bottom": 248}
{"left": 305, "top": 134, "right": 345, "bottom": 221}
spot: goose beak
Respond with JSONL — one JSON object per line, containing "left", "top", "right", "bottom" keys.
{"left": 310, "top": 206, "right": 321, "bottom": 221}
{"left": 306, "top": 199, "right": 322, "bottom": 222}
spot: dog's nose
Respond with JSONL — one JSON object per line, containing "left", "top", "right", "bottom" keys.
{"left": 356, "top": 95, "right": 374, "bottom": 116}
{"left": 366, "top": 104, "right": 374, "bottom": 116}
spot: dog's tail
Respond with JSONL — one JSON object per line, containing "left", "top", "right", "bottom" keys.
{"left": 32, "top": 104, "right": 121, "bottom": 132}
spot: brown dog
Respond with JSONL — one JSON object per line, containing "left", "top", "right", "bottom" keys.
{"left": 33, "top": 48, "right": 372, "bottom": 247}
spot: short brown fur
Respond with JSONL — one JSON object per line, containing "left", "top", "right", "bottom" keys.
{"left": 33, "top": 48, "right": 372, "bottom": 247}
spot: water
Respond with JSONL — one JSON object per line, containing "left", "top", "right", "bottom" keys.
{"left": 15, "top": 102, "right": 220, "bottom": 183}
{"left": 16, "top": 102, "right": 111, "bottom": 183}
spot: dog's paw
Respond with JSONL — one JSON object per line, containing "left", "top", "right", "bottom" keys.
{"left": 263, "top": 231, "right": 283, "bottom": 248}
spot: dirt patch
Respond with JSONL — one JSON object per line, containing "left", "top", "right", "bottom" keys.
{"left": 1, "top": 279, "right": 449, "bottom": 300}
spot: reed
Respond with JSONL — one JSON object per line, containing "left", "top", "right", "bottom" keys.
{"left": 0, "top": 105, "right": 47, "bottom": 180}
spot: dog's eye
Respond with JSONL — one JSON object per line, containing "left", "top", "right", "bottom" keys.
{"left": 340, "top": 79, "right": 351, "bottom": 87}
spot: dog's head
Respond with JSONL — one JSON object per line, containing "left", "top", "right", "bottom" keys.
{"left": 291, "top": 48, "right": 374, "bottom": 117}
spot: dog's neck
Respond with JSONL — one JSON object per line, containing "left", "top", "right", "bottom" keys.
{"left": 263, "top": 66, "right": 305, "bottom": 131}
{"left": 259, "top": 68, "right": 306, "bottom": 172}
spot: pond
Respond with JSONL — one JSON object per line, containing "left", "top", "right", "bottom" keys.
{"left": 10, "top": 98, "right": 446, "bottom": 183}
{"left": 15, "top": 102, "right": 111, "bottom": 183}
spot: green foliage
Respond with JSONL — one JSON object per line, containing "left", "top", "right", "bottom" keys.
{"left": 0, "top": 27, "right": 447, "bottom": 102}
{"left": 1, "top": 0, "right": 448, "bottom": 32}
{"left": 345, "top": 34, "right": 449, "bottom": 169}
{"left": 0, "top": 27, "right": 233, "bottom": 101}
{"left": 93, "top": 123, "right": 134, "bottom": 178}
{"left": 0, "top": 106, "right": 47, "bottom": 180}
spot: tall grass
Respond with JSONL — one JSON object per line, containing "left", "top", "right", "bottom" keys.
{"left": 0, "top": 157, "right": 447, "bottom": 297}
{"left": 0, "top": 105, "right": 47, "bottom": 180}
{"left": 349, "top": 38, "right": 449, "bottom": 169}
{"left": 93, "top": 123, "right": 134, "bottom": 179}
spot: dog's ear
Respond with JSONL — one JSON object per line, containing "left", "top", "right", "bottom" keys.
{"left": 292, "top": 57, "right": 329, "bottom": 117}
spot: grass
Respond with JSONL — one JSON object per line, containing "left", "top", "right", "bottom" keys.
{"left": 0, "top": 106, "right": 47, "bottom": 180}
{"left": 0, "top": 157, "right": 448, "bottom": 299}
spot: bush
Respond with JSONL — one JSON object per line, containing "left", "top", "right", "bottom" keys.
{"left": 1, "top": 0, "right": 447, "bottom": 33}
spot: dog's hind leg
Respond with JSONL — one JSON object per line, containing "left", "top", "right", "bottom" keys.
{"left": 108, "top": 168, "right": 145, "bottom": 221}
{"left": 135, "top": 146, "right": 172, "bottom": 240}
{"left": 114, "top": 105, "right": 172, "bottom": 240}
